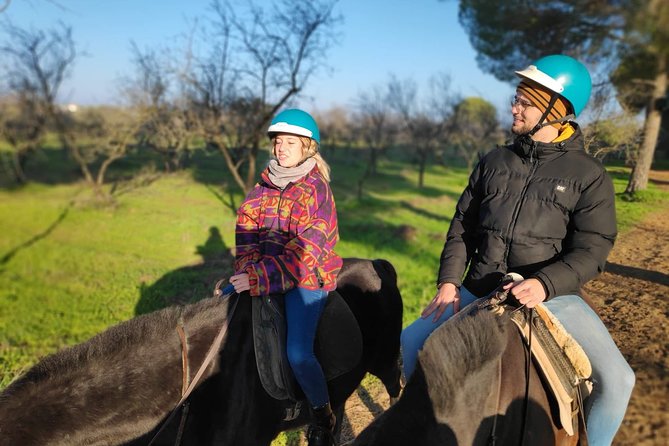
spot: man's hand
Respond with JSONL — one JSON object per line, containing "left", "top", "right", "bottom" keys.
{"left": 421, "top": 282, "right": 461, "bottom": 322}
{"left": 504, "top": 278, "right": 546, "bottom": 308}
{"left": 229, "top": 273, "right": 251, "bottom": 293}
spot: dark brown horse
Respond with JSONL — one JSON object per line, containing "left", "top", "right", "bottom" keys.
{"left": 351, "top": 301, "right": 580, "bottom": 446}
{"left": 0, "top": 258, "right": 403, "bottom": 446}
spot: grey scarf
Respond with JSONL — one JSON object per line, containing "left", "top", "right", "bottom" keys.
{"left": 267, "top": 158, "right": 316, "bottom": 190}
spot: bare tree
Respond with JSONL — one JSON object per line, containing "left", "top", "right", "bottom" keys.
{"left": 124, "top": 43, "right": 196, "bottom": 172}
{"left": 180, "top": 0, "right": 341, "bottom": 193}
{"left": 354, "top": 84, "right": 397, "bottom": 197}
{"left": 72, "top": 107, "right": 143, "bottom": 198}
{"left": 388, "top": 73, "right": 458, "bottom": 188}
{"left": 0, "top": 93, "right": 46, "bottom": 183}
{"left": 125, "top": 42, "right": 170, "bottom": 109}
{"left": 316, "top": 106, "right": 352, "bottom": 156}
{"left": 582, "top": 79, "right": 642, "bottom": 162}
{"left": 0, "top": 0, "right": 69, "bottom": 14}
{"left": 355, "top": 85, "right": 397, "bottom": 174}
{"left": 0, "top": 22, "right": 91, "bottom": 183}
{"left": 449, "top": 96, "right": 501, "bottom": 171}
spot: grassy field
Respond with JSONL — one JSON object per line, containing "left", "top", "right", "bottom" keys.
{"left": 1, "top": 145, "right": 667, "bottom": 443}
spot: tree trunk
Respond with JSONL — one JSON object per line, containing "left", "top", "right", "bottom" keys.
{"left": 11, "top": 149, "right": 27, "bottom": 184}
{"left": 216, "top": 137, "right": 247, "bottom": 194}
{"left": 244, "top": 146, "right": 258, "bottom": 194}
{"left": 47, "top": 105, "right": 95, "bottom": 186}
{"left": 418, "top": 151, "right": 427, "bottom": 188}
{"left": 625, "top": 55, "right": 667, "bottom": 194}
{"left": 370, "top": 147, "right": 378, "bottom": 175}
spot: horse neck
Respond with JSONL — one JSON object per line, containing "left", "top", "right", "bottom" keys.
{"left": 0, "top": 296, "right": 242, "bottom": 446}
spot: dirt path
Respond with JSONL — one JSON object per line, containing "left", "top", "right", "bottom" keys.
{"left": 584, "top": 177, "right": 669, "bottom": 444}
{"left": 335, "top": 172, "right": 669, "bottom": 445}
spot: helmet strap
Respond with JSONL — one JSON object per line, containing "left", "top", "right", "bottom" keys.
{"left": 539, "top": 113, "right": 576, "bottom": 128}
{"left": 527, "top": 93, "right": 571, "bottom": 137}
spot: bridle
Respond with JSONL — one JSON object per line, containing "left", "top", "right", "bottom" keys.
{"left": 147, "top": 283, "right": 239, "bottom": 446}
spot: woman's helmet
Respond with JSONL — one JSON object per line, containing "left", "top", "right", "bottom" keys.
{"left": 515, "top": 54, "right": 592, "bottom": 117}
{"left": 267, "top": 109, "right": 320, "bottom": 144}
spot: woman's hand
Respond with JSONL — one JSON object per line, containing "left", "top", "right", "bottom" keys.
{"left": 504, "top": 278, "right": 546, "bottom": 308}
{"left": 229, "top": 273, "right": 251, "bottom": 293}
{"left": 421, "top": 282, "right": 461, "bottom": 322}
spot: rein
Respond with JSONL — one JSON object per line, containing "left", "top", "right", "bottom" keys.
{"left": 518, "top": 307, "right": 534, "bottom": 446}
{"left": 147, "top": 284, "right": 239, "bottom": 446}
{"left": 482, "top": 286, "right": 533, "bottom": 446}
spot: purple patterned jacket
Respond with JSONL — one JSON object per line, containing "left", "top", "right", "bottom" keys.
{"left": 234, "top": 164, "right": 342, "bottom": 297}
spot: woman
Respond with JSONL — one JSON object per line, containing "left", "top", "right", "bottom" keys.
{"left": 226, "top": 108, "right": 342, "bottom": 446}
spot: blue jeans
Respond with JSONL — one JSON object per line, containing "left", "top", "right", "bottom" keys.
{"left": 544, "top": 295, "right": 635, "bottom": 446}
{"left": 284, "top": 287, "right": 330, "bottom": 408}
{"left": 220, "top": 284, "right": 331, "bottom": 407}
{"left": 400, "top": 286, "right": 480, "bottom": 379}
{"left": 401, "top": 289, "right": 634, "bottom": 446}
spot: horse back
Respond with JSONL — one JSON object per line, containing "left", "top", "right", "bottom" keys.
{"left": 335, "top": 258, "right": 403, "bottom": 397}
{"left": 353, "top": 304, "right": 577, "bottom": 446}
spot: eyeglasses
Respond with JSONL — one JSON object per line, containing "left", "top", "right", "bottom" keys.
{"left": 510, "top": 96, "right": 535, "bottom": 110}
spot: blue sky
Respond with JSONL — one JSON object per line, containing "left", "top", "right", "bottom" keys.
{"left": 2, "top": 0, "right": 514, "bottom": 115}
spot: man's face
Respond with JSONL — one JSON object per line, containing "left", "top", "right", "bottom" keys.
{"left": 510, "top": 92, "right": 543, "bottom": 135}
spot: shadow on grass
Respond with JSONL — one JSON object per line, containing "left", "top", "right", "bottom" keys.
{"left": 205, "top": 183, "right": 239, "bottom": 215}
{"left": 337, "top": 186, "right": 453, "bottom": 254}
{"left": 4, "top": 145, "right": 465, "bottom": 290}
{"left": 0, "top": 200, "right": 74, "bottom": 273}
{"left": 0, "top": 145, "right": 197, "bottom": 190}
{"left": 135, "top": 226, "right": 235, "bottom": 315}
{"left": 399, "top": 201, "right": 451, "bottom": 223}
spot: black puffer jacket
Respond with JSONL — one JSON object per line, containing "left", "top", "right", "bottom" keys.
{"left": 438, "top": 124, "right": 617, "bottom": 299}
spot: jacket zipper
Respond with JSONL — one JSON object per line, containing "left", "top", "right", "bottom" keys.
{"left": 275, "top": 184, "right": 291, "bottom": 231}
{"left": 502, "top": 144, "right": 538, "bottom": 267}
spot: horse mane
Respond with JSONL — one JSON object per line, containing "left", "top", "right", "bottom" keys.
{"left": 417, "top": 308, "right": 508, "bottom": 416}
{"left": 3, "top": 296, "right": 225, "bottom": 393}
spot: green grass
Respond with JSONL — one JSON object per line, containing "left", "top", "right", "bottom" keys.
{"left": 1, "top": 145, "right": 667, "bottom": 443}
{"left": 606, "top": 166, "right": 669, "bottom": 231}
{"left": 0, "top": 175, "right": 242, "bottom": 380}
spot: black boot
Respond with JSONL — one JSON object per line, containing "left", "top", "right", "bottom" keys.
{"left": 307, "top": 402, "right": 336, "bottom": 446}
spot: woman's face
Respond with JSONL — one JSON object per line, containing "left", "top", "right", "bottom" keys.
{"left": 273, "top": 133, "right": 304, "bottom": 168}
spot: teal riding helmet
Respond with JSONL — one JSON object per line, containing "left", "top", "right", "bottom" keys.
{"left": 267, "top": 109, "right": 320, "bottom": 145}
{"left": 515, "top": 54, "right": 592, "bottom": 117}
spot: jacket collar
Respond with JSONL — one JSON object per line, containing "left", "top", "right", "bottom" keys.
{"left": 260, "top": 163, "right": 319, "bottom": 190}
{"left": 512, "top": 123, "right": 584, "bottom": 160}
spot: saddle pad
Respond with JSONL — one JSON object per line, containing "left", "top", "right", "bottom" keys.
{"left": 252, "top": 291, "right": 363, "bottom": 401}
{"left": 533, "top": 304, "right": 591, "bottom": 379}
{"left": 509, "top": 305, "right": 591, "bottom": 436}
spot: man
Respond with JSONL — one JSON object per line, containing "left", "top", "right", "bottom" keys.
{"left": 400, "top": 55, "right": 635, "bottom": 446}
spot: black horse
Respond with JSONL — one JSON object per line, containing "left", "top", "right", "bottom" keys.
{"left": 0, "top": 258, "right": 403, "bottom": 446}
{"left": 351, "top": 300, "right": 581, "bottom": 446}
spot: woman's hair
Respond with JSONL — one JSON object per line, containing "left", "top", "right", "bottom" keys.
{"left": 300, "top": 136, "right": 331, "bottom": 182}
{"left": 270, "top": 135, "right": 331, "bottom": 182}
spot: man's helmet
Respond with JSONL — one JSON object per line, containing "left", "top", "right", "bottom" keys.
{"left": 267, "top": 109, "right": 320, "bottom": 144}
{"left": 515, "top": 54, "right": 592, "bottom": 117}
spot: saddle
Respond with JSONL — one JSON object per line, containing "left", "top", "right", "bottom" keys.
{"left": 483, "top": 276, "right": 592, "bottom": 439}
{"left": 251, "top": 290, "right": 363, "bottom": 418}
